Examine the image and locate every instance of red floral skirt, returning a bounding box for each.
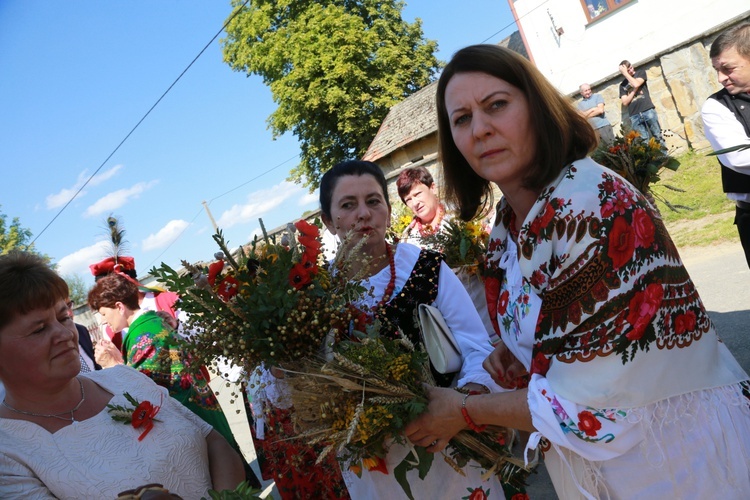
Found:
[251,407,350,500]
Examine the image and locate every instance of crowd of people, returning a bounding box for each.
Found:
[1,24,749,500]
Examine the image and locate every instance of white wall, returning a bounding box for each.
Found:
[513,0,749,94]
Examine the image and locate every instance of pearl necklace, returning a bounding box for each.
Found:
[2,378,85,423]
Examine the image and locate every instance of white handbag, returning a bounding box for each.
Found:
[416,303,462,374]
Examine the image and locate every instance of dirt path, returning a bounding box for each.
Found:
[676,240,741,265]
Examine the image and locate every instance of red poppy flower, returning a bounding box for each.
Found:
[607,216,635,269]
[207,260,224,286]
[298,233,322,252]
[294,219,319,238]
[131,399,161,441]
[577,410,602,437]
[289,262,312,290]
[216,275,239,300]
[300,252,319,275]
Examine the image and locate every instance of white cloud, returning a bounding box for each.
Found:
[45,165,124,209]
[83,180,158,217]
[216,181,308,229]
[46,187,81,210]
[56,240,112,279]
[142,220,190,251]
[89,164,123,186]
[298,190,319,206]
[246,227,263,243]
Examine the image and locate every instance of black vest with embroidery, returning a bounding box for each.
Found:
[709,88,750,193]
[376,248,455,387]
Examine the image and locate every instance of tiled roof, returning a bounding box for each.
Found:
[362,82,438,162]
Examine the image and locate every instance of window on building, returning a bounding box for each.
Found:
[581,0,633,23]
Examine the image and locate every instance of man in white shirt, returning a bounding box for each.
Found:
[701,23,750,269]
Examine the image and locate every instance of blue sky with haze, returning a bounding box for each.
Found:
[0,0,516,284]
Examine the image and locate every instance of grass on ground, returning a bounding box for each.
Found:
[651,151,738,248]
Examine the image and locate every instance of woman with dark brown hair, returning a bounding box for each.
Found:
[396,166,448,246]
[88,273,245,471]
[405,44,750,498]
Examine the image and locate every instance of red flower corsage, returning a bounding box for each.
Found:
[107,392,162,441]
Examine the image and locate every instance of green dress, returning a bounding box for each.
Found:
[123,310,239,451]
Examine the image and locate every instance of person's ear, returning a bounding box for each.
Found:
[322,214,336,234]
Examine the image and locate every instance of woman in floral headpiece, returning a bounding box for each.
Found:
[405,44,750,498]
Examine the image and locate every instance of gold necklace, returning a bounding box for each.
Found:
[2,378,85,423]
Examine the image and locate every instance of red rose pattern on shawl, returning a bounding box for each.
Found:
[485,164,711,371]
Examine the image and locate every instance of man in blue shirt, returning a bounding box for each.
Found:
[577,83,614,145]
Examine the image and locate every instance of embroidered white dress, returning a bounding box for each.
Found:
[486,159,750,499]
[341,243,505,499]
[0,365,213,499]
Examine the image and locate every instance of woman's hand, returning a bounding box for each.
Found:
[404,386,466,453]
[483,342,527,390]
[95,337,124,368]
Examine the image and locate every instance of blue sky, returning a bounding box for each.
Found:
[0,0,516,285]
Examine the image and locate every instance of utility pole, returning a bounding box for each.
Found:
[202,201,219,233]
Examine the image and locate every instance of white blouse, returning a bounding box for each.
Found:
[342,242,505,499]
[497,237,750,499]
[0,365,213,500]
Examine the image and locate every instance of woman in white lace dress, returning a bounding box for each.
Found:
[405,44,750,498]
[0,251,245,499]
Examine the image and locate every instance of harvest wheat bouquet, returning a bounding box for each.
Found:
[281,324,531,499]
[149,219,364,375]
[419,217,491,275]
[591,127,686,212]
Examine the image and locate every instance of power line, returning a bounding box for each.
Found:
[208,153,300,203]
[28,0,251,249]
[479,0,549,44]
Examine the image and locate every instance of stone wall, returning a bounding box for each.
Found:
[581,15,748,153]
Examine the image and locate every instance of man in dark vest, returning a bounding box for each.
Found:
[702,23,750,269]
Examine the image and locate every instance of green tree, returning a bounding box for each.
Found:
[0,205,49,261]
[222,0,440,189]
[64,274,90,306]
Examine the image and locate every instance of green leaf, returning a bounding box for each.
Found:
[415,446,434,480]
[393,454,417,500]
[707,143,750,156]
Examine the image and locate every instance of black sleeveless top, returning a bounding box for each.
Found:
[709,88,750,193]
[375,248,456,386]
